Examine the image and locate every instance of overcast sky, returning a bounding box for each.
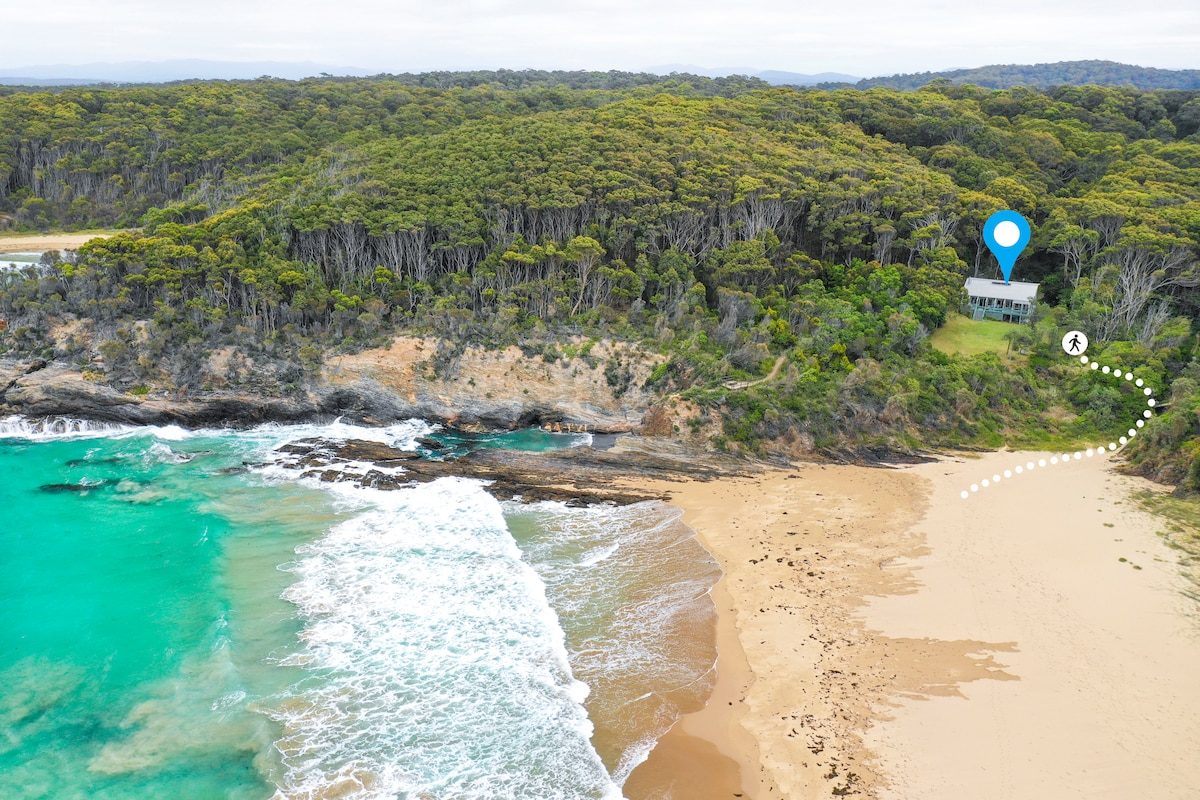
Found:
[4,0,1198,77]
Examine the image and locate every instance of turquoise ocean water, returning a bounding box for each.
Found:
[0,419,718,799]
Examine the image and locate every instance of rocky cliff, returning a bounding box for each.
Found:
[0,336,665,432]
[321,337,661,433]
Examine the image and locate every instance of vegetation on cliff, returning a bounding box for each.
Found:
[0,73,1197,484]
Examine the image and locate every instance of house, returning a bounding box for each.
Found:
[963,277,1039,323]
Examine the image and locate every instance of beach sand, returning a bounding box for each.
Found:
[625,464,931,798]
[0,232,117,253]
[865,450,1200,800]
[626,449,1200,799]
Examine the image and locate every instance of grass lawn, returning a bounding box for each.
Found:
[930,313,1025,361]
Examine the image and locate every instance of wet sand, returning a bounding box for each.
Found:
[0,232,119,253]
[626,450,1200,799]
[626,465,930,798]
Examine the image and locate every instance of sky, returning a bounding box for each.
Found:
[3,0,1198,77]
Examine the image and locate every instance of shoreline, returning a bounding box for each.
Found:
[8,412,1198,795]
[624,465,930,798]
[623,505,774,799]
[628,451,1200,799]
[0,347,649,433]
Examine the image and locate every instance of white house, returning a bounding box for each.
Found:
[964,277,1039,323]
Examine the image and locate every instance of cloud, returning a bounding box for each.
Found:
[2,0,1197,76]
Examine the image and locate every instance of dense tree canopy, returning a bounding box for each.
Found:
[1,74,1197,484]
[843,60,1200,91]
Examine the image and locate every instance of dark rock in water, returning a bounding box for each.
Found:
[65,456,125,467]
[272,437,746,506]
[339,440,422,463]
[415,436,446,450]
[275,441,319,455]
[279,437,421,466]
[40,481,109,493]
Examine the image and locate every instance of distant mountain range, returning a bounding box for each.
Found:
[755,70,862,86]
[647,64,861,85]
[0,59,372,85]
[0,61,862,89]
[831,60,1200,91]
[1,59,1197,91]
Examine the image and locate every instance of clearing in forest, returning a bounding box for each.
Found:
[930,313,1027,361]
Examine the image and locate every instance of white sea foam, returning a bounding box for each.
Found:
[145,441,195,465]
[0,415,432,452]
[507,500,721,786]
[267,477,623,800]
[0,415,137,440]
[151,424,192,441]
[249,418,433,450]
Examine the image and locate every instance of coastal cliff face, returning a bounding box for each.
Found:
[321,337,661,433]
[0,336,665,433]
[0,360,318,426]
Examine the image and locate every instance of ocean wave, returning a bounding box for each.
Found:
[0,415,433,450]
[506,500,721,786]
[151,424,193,441]
[267,477,622,800]
[0,415,138,440]
[245,418,434,450]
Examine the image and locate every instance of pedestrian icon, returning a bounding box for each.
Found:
[1062,330,1088,355]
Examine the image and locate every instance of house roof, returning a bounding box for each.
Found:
[964,277,1039,303]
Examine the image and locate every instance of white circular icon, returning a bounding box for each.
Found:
[993,220,1021,247]
[1062,330,1088,355]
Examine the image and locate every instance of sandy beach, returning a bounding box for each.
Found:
[0,232,118,253]
[866,451,1200,799]
[627,449,1200,799]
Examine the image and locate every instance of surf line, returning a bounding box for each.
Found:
[960,354,1157,500]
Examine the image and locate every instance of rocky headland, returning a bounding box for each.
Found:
[270,436,746,506]
[0,335,669,433]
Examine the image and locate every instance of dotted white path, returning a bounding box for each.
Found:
[960,355,1157,499]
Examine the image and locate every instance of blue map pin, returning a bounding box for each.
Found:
[982,210,1030,285]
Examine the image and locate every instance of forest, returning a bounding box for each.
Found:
[844,60,1200,91]
[0,72,1197,490]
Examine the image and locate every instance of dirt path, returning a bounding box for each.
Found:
[723,355,787,390]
